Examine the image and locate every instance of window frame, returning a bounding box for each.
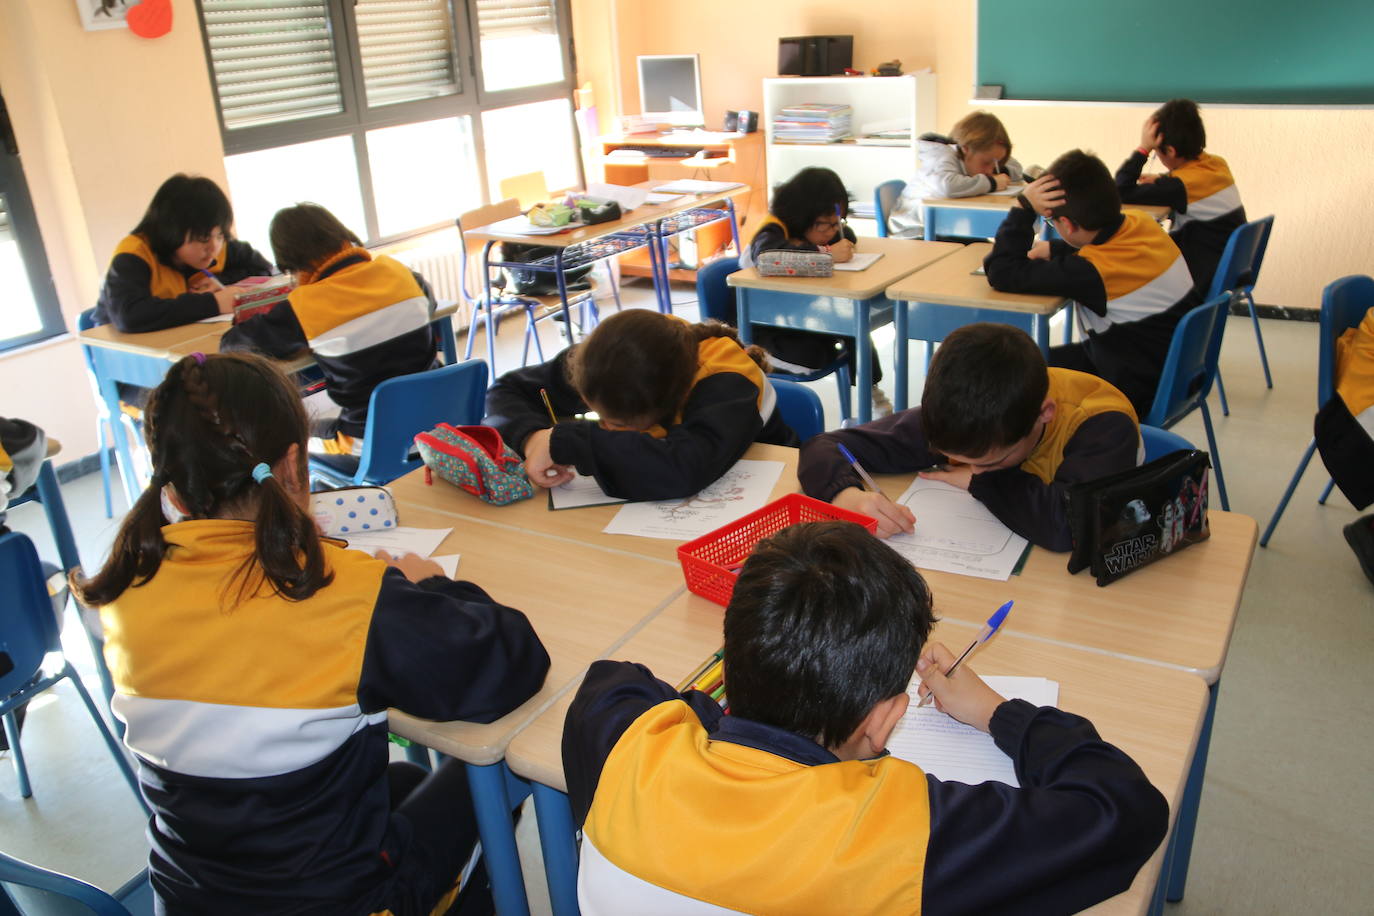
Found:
[0,94,65,354]
[194,0,583,246]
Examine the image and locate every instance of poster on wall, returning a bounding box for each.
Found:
[77,0,129,31]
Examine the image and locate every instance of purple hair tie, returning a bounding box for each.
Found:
[191,352,207,365]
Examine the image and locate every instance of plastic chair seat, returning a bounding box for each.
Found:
[770,378,826,443]
[874,179,907,239]
[0,850,151,915]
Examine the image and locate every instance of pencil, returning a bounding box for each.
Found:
[539,388,558,426]
[676,648,723,692]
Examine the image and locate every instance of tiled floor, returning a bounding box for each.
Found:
[5,278,1372,914]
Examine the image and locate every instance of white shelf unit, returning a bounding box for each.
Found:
[762,74,937,214]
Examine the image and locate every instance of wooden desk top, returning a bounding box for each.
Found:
[870,472,1256,683]
[78,320,225,357]
[386,443,801,566]
[463,182,748,250]
[726,238,962,301]
[885,242,1066,314]
[382,500,685,765]
[923,194,1171,222]
[503,592,1206,915]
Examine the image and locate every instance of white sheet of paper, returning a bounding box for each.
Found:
[832,251,885,272]
[651,179,744,195]
[985,186,1024,197]
[344,526,452,559]
[549,472,628,510]
[883,478,1029,580]
[586,183,648,212]
[602,459,785,541]
[645,192,685,205]
[431,554,461,578]
[486,214,569,236]
[199,313,233,323]
[887,676,1060,786]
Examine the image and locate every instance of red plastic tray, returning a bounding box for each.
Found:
[676,493,878,607]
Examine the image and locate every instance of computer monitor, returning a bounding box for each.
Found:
[637,54,705,129]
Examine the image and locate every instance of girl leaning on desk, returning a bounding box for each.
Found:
[93,173,273,333]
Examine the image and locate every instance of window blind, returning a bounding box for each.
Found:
[202,0,345,131]
[356,0,460,108]
[476,0,556,37]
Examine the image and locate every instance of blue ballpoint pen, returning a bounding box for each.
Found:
[918,600,1014,708]
[837,442,879,492]
[199,268,224,290]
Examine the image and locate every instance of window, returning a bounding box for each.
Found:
[198,0,581,247]
[0,95,64,353]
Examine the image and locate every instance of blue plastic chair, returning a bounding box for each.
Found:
[0,851,151,915]
[770,379,824,443]
[1140,425,1195,462]
[308,359,489,488]
[873,179,907,239]
[695,257,853,423]
[1204,216,1275,416]
[1259,275,1372,547]
[0,532,143,809]
[1141,293,1231,511]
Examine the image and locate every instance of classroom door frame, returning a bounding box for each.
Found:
[0,90,64,354]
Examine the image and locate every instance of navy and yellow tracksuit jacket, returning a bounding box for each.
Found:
[1116,151,1246,295]
[984,206,1201,415]
[221,248,437,439]
[1317,306,1374,510]
[484,334,797,501]
[563,660,1168,916]
[99,520,550,915]
[94,233,274,332]
[799,369,1140,551]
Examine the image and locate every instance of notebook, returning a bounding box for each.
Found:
[833,251,885,272]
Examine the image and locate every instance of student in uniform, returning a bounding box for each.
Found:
[984,149,1202,416]
[73,352,550,915]
[1115,99,1246,295]
[799,323,1139,552]
[484,309,796,501]
[563,521,1168,915]
[1314,304,1374,586]
[94,173,272,332]
[887,110,1025,239]
[220,203,438,457]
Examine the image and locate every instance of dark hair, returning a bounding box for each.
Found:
[723,521,935,749]
[131,174,235,266]
[269,203,364,274]
[769,167,851,239]
[1153,98,1205,160]
[1045,149,1120,231]
[567,311,769,428]
[921,323,1049,457]
[72,353,332,608]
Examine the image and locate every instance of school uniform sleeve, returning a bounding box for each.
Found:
[921,699,1168,915]
[484,350,587,456]
[355,568,550,723]
[747,222,800,262]
[218,239,275,284]
[97,253,221,332]
[218,302,308,359]
[1114,150,1188,212]
[547,371,766,500]
[967,411,1140,551]
[1002,156,1025,183]
[563,660,724,827]
[798,409,943,502]
[0,417,46,526]
[984,206,1110,316]
[923,158,999,198]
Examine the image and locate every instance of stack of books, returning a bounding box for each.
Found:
[772,103,853,143]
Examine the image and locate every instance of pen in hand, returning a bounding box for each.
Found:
[200,268,224,291]
[918,600,1013,707]
[539,387,558,426]
[837,443,880,492]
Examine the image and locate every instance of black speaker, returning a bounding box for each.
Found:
[724,110,739,132]
[737,110,758,133]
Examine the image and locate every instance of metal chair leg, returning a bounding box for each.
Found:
[1200,401,1229,511]
[1260,439,1316,547]
[1317,478,1337,505]
[1246,292,1273,389]
[3,711,31,798]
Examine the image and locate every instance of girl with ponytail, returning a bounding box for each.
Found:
[73,352,549,914]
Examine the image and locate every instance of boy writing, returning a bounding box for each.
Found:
[1115,99,1246,295]
[798,323,1140,552]
[563,521,1168,914]
[984,149,1201,415]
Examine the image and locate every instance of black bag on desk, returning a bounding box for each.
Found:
[1066,449,1211,586]
[500,243,594,297]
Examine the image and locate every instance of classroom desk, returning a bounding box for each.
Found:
[385,442,801,566]
[504,591,1210,916]
[921,194,1171,242]
[726,238,963,423]
[885,241,1067,409]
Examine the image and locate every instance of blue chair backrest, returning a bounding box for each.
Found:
[1140,425,1195,462]
[0,850,140,915]
[1317,275,1374,408]
[353,359,489,484]
[873,179,906,238]
[770,378,824,443]
[1143,293,1230,429]
[1205,216,1273,300]
[0,533,63,705]
[76,309,102,380]
[695,256,741,326]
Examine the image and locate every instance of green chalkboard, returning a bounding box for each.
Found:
[978,0,1374,104]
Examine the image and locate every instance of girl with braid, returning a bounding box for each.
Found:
[73,352,549,916]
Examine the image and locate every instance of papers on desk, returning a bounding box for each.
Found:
[199,313,233,323]
[985,186,1024,197]
[651,179,744,195]
[486,215,569,236]
[586,183,648,212]
[344,526,452,561]
[832,251,885,272]
[602,459,785,540]
[646,192,685,205]
[888,675,1059,786]
[884,478,1030,581]
[548,472,629,510]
